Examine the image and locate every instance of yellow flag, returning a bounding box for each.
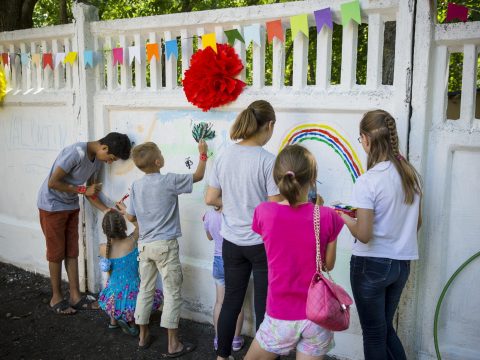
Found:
[290,14,309,39]
[202,33,217,53]
[64,52,78,65]
[31,53,41,66]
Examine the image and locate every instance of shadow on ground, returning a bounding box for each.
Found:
[0,262,335,360]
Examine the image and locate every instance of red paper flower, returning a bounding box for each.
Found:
[183,43,246,112]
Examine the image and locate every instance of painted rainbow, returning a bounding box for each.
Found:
[280,123,364,182]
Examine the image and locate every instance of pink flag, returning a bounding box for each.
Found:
[112,48,124,65]
[446,3,469,22]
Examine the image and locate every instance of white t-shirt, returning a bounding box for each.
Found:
[209,144,279,246]
[350,161,420,260]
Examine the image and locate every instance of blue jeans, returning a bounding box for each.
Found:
[350,255,410,360]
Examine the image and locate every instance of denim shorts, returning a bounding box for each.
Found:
[212,255,225,286]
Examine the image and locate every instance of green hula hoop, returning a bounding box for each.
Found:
[433,250,480,359]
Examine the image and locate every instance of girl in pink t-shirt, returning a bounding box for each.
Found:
[245,145,344,360]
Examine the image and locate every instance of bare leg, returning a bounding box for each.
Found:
[65,257,99,309]
[49,261,64,305]
[139,324,149,346]
[214,284,225,335]
[234,307,245,338]
[168,328,182,354]
[296,352,324,360]
[244,338,279,360]
[110,317,118,326]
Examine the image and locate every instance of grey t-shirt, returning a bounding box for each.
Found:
[37,142,102,211]
[209,144,279,246]
[126,172,193,244]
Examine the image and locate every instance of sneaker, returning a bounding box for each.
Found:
[232,336,245,352]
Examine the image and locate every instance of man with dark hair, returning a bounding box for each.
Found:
[37,132,132,315]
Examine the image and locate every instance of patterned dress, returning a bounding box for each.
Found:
[98,248,163,322]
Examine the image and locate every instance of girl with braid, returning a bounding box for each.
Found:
[98,207,163,336]
[339,110,422,360]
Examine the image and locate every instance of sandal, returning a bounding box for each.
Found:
[232,336,244,352]
[50,299,77,315]
[138,335,154,350]
[108,323,120,329]
[117,319,139,337]
[161,341,196,358]
[71,294,99,310]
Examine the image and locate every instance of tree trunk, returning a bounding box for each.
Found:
[382,21,396,85]
[59,0,68,24]
[0,0,39,31]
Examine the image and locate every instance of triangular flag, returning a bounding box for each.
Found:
[112,48,123,65]
[84,50,94,68]
[243,24,262,46]
[95,51,103,66]
[1,53,8,66]
[64,51,77,65]
[128,45,142,64]
[31,53,41,67]
[314,8,333,32]
[42,53,53,69]
[446,3,469,22]
[55,53,65,68]
[146,43,159,62]
[266,20,284,43]
[9,53,17,66]
[165,39,178,60]
[202,33,217,53]
[341,0,361,26]
[290,14,309,39]
[224,29,245,46]
[21,53,30,66]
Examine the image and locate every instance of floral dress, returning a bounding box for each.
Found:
[98,247,163,322]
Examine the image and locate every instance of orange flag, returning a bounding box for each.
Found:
[266,20,284,43]
[146,43,159,62]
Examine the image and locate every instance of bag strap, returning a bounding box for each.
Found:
[314,205,334,282]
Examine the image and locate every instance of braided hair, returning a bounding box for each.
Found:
[360,110,422,204]
[102,210,128,263]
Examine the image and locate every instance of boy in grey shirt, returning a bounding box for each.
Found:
[124,140,207,355]
[37,132,131,315]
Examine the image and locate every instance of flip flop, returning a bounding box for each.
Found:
[71,294,99,310]
[161,341,196,358]
[108,323,120,329]
[117,319,139,336]
[138,335,154,350]
[50,299,77,315]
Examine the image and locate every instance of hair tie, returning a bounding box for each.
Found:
[396,154,404,161]
[285,171,295,177]
[249,107,256,118]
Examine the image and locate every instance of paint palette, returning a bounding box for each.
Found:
[331,202,357,218]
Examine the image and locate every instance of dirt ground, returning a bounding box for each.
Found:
[0,262,335,360]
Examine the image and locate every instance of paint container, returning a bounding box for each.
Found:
[331,202,357,218]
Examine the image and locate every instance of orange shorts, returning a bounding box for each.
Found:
[39,209,80,263]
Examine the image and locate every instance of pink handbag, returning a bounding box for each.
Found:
[306,205,353,331]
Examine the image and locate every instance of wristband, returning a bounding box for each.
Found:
[200,153,208,161]
[77,185,87,194]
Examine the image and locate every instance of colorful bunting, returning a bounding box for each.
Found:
[1,53,8,66]
[146,43,159,62]
[21,53,30,66]
[42,53,53,69]
[55,53,65,68]
[112,48,123,65]
[31,53,41,67]
[224,29,245,46]
[10,53,17,66]
[84,50,94,68]
[243,24,261,46]
[290,14,309,39]
[202,33,217,53]
[266,20,284,43]
[341,0,361,26]
[314,8,333,31]
[128,46,142,64]
[446,3,469,22]
[64,52,77,65]
[165,39,178,60]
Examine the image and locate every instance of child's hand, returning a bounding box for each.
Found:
[86,183,102,197]
[198,139,208,155]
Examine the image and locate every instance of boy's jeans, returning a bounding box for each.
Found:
[350,255,410,360]
[135,239,183,329]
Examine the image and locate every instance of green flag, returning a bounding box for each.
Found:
[224,29,245,46]
[290,14,309,39]
[341,0,361,26]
